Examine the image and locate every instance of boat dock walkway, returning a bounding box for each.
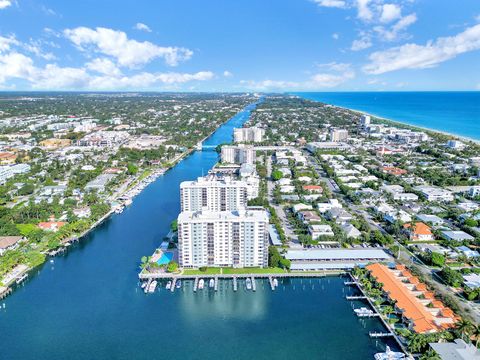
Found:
[139,271,339,281]
[251,277,256,291]
[214,277,219,291]
[170,278,177,292]
[268,276,275,290]
[357,313,380,318]
[233,276,238,291]
[369,331,394,338]
[346,295,367,300]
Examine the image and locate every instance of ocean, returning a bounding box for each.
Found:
[293,92,480,140]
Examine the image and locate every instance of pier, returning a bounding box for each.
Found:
[0,287,12,300]
[346,295,366,300]
[268,276,275,290]
[251,277,256,291]
[233,276,238,292]
[369,331,394,338]
[214,277,219,291]
[356,313,380,318]
[193,278,199,292]
[170,278,177,292]
[139,271,343,281]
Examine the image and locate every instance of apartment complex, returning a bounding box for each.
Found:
[221,144,256,164]
[178,208,269,268]
[329,128,348,142]
[233,127,264,143]
[180,175,248,212]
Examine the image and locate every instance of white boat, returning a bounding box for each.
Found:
[16,274,28,284]
[273,278,278,287]
[147,281,157,293]
[124,199,133,206]
[354,307,374,316]
[166,281,172,290]
[246,278,252,290]
[198,279,205,289]
[176,280,182,289]
[141,282,147,289]
[209,279,215,288]
[374,346,405,360]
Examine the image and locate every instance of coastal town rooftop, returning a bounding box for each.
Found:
[367,263,458,333]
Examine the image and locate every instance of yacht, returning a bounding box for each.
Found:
[374,346,405,360]
[166,281,172,290]
[198,279,205,289]
[354,307,374,316]
[176,280,182,289]
[246,278,252,290]
[209,279,215,288]
[273,278,279,287]
[141,282,147,289]
[147,281,157,293]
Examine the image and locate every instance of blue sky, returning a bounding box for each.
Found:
[0,0,479,91]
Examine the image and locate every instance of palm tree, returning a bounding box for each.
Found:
[456,319,474,342]
[471,324,480,347]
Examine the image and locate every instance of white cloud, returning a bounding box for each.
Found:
[86,58,122,76]
[223,70,233,77]
[364,23,480,74]
[314,0,346,8]
[332,33,340,40]
[379,4,401,23]
[356,0,373,21]
[240,63,354,90]
[0,35,18,53]
[0,0,12,10]
[64,26,193,67]
[135,23,152,32]
[351,36,372,51]
[374,13,417,41]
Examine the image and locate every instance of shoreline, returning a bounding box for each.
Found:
[295,94,480,144]
[0,104,251,298]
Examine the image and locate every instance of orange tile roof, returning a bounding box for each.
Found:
[382,166,407,176]
[367,263,456,333]
[403,222,433,237]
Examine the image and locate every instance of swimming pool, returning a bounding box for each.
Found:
[156,252,174,265]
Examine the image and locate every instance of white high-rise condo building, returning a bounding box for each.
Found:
[180,175,248,212]
[221,144,256,164]
[329,128,348,142]
[234,127,265,143]
[360,115,371,128]
[178,208,269,268]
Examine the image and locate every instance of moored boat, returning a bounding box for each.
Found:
[209,279,215,288]
[198,279,205,289]
[166,281,172,290]
[374,346,405,360]
[246,278,252,290]
[147,281,157,293]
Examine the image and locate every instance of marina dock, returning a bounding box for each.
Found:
[170,278,177,292]
[214,277,218,291]
[193,278,199,292]
[233,276,238,291]
[369,331,394,338]
[251,277,256,291]
[346,295,366,300]
[268,276,275,290]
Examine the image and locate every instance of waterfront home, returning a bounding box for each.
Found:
[38,221,67,232]
[367,263,458,333]
[0,236,24,256]
[308,224,334,239]
[73,207,91,219]
[429,339,480,360]
[403,222,434,242]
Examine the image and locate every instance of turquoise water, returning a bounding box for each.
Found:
[0,100,395,359]
[157,251,174,265]
[294,92,480,140]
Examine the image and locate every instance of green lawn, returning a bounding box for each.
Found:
[183,268,222,275]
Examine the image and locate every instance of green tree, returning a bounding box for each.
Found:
[127,163,138,175]
[431,252,445,267]
[167,261,178,273]
[271,170,283,181]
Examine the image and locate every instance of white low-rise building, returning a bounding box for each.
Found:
[308,224,334,239]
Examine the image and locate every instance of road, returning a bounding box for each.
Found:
[266,154,300,247]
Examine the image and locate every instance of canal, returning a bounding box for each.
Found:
[0,101,395,359]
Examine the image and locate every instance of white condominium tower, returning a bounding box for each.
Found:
[233,127,265,143]
[180,175,248,212]
[178,208,269,268]
[221,144,256,164]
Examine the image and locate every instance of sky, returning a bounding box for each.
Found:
[0,0,479,92]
